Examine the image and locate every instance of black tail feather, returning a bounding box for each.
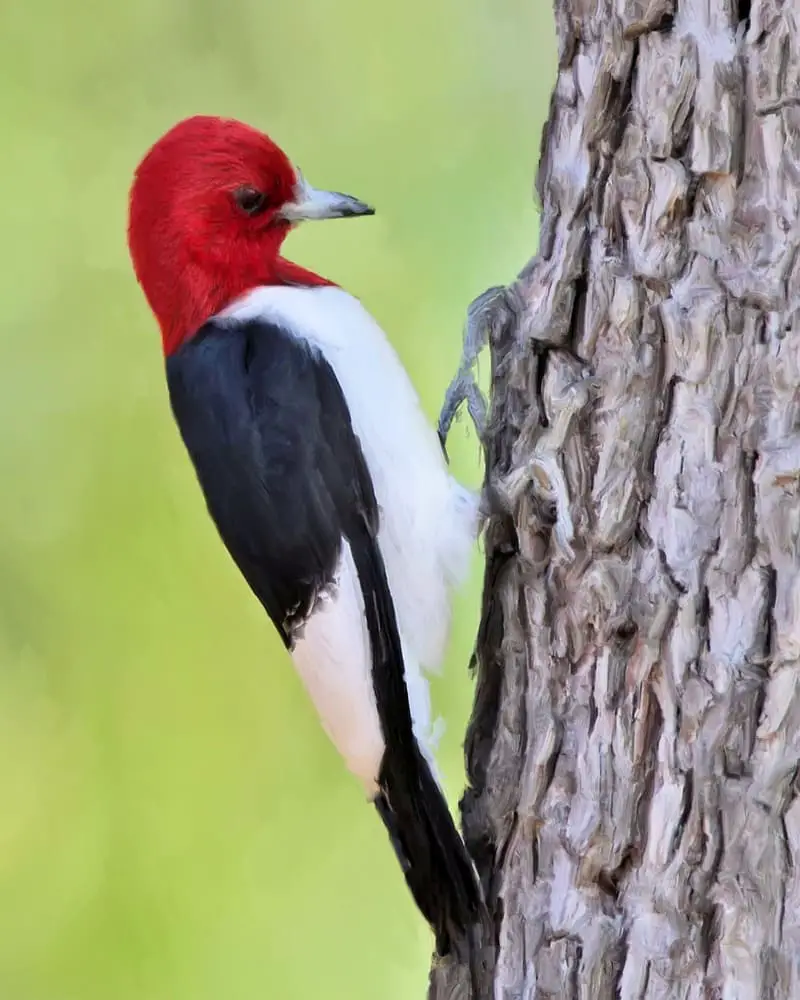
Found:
[376,745,483,957]
[346,519,483,955]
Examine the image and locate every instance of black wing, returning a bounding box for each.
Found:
[165,317,376,646]
[165,316,482,955]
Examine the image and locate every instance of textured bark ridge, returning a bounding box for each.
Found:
[430,2,800,998]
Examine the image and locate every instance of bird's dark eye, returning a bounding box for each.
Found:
[233,186,268,216]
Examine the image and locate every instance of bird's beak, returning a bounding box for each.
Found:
[279,171,374,222]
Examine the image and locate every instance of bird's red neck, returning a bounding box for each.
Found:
[155,257,334,357]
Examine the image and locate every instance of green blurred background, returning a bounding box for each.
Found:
[0,3,552,998]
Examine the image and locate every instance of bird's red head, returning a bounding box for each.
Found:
[127,115,374,355]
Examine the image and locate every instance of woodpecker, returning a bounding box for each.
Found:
[127,115,483,955]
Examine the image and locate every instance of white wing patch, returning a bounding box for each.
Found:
[291,541,385,798]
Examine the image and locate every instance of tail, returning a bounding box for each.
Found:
[344,518,483,956]
[375,742,483,957]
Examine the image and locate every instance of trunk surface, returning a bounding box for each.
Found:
[430,2,800,998]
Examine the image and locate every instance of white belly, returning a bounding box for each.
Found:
[219,284,477,788]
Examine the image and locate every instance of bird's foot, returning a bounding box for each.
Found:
[438,285,506,457]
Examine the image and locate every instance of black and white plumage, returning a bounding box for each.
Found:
[165,284,483,954]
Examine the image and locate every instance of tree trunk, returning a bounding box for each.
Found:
[431,1,800,997]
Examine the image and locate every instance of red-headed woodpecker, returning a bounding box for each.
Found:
[127,115,483,955]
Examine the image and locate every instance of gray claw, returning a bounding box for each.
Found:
[438,286,506,456]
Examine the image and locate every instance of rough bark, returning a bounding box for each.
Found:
[431,2,800,998]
